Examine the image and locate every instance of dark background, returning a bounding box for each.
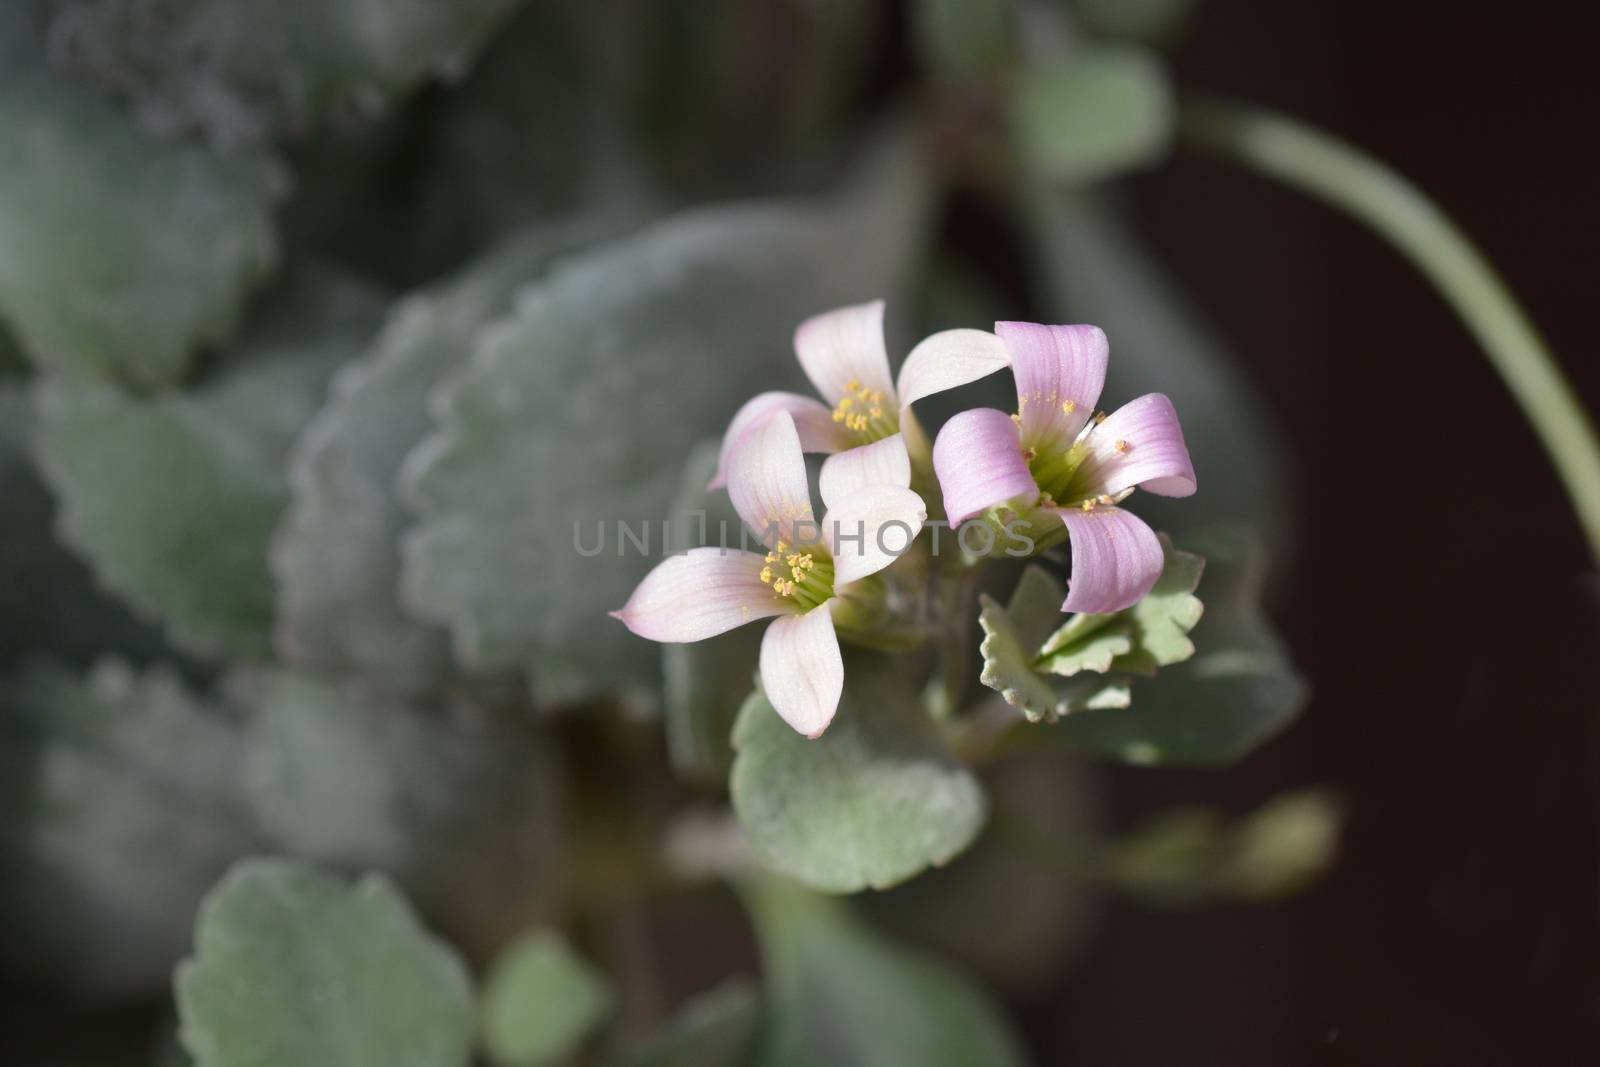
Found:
[1027,2,1599,1063]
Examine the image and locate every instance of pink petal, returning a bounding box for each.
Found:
[1055,506,1164,615]
[822,484,927,586]
[817,433,911,511]
[996,321,1107,454]
[727,411,818,549]
[894,328,1010,410]
[708,391,849,491]
[793,300,895,407]
[612,548,797,642]
[1070,393,1197,498]
[931,408,1039,525]
[760,603,844,737]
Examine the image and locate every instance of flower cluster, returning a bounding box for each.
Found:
[614,301,1196,737]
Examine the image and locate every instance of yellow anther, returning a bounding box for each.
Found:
[1098,493,1116,506]
[838,395,854,410]
[1080,499,1096,513]
[868,406,883,419]
[759,566,774,584]
[1061,399,1077,414]
[1113,439,1130,453]
[775,540,789,553]
[1010,412,1022,427]
[1094,411,1108,425]
[868,390,884,404]
[845,379,861,392]
[1021,447,1036,462]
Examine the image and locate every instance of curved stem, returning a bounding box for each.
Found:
[1179,98,1600,564]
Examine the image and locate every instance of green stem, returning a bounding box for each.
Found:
[1179,98,1600,564]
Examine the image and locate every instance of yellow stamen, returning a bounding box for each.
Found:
[759,566,774,584]
[1080,499,1096,513]
[1062,399,1078,414]
[1113,439,1130,453]
[845,379,861,392]
[1094,411,1108,425]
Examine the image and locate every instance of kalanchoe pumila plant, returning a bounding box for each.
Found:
[613,410,926,737]
[934,322,1197,613]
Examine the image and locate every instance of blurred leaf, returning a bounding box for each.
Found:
[977,565,1132,723]
[35,269,385,659]
[0,4,282,386]
[400,129,934,704]
[0,659,263,997]
[1113,788,1341,905]
[175,858,473,1067]
[862,749,1104,988]
[480,930,613,1067]
[49,0,524,144]
[660,441,761,784]
[1026,188,1292,550]
[1010,46,1173,183]
[730,655,986,894]
[613,981,760,1067]
[1056,527,1308,765]
[273,223,615,695]
[1038,534,1204,675]
[0,385,167,670]
[913,0,1016,80]
[740,877,1027,1067]
[244,671,563,959]
[1071,0,1199,46]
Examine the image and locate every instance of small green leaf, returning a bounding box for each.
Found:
[35,268,385,659]
[1057,528,1307,765]
[740,877,1027,1067]
[1112,789,1342,905]
[0,4,282,385]
[978,565,1131,722]
[613,981,760,1067]
[400,130,933,703]
[1037,535,1203,676]
[481,930,612,1067]
[49,0,524,144]
[730,655,986,893]
[1010,46,1174,183]
[176,859,473,1067]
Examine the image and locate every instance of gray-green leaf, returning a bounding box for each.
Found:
[740,877,1027,1067]
[0,4,282,385]
[1037,534,1203,676]
[35,268,385,659]
[1010,46,1174,183]
[176,858,473,1067]
[481,930,613,1067]
[273,223,613,694]
[399,129,933,704]
[730,655,986,894]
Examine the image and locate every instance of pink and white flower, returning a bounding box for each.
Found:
[931,322,1197,615]
[706,299,1014,490]
[614,412,926,738]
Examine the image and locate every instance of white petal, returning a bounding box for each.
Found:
[793,300,895,406]
[823,483,927,586]
[612,548,796,642]
[759,604,844,738]
[707,391,849,491]
[726,411,818,550]
[817,433,911,511]
[894,328,1011,409]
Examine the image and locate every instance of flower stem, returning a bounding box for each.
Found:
[1179,98,1600,564]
